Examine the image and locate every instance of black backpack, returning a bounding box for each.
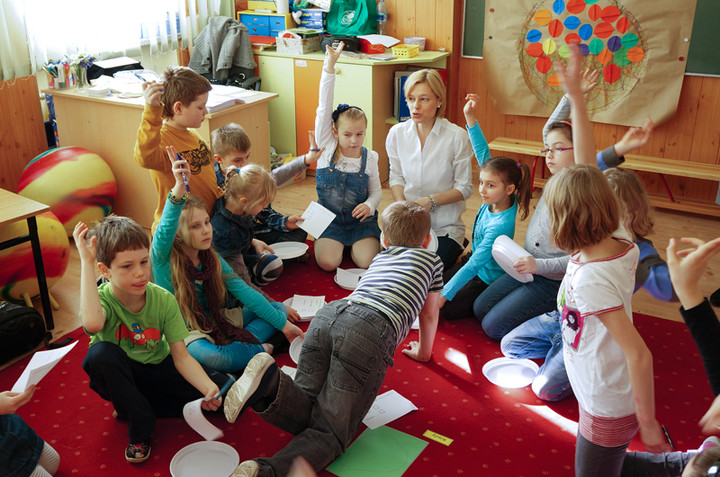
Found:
[0,302,47,364]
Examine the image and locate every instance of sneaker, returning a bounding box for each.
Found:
[232,460,259,477]
[125,442,151,463]
[224,352,277,423]
[699,436,720,452]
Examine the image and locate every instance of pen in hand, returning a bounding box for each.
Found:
[176,153,190,192]
[661,424,675,451]
[209,375,236,401]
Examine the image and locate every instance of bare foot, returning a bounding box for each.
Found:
[262,343,274,355]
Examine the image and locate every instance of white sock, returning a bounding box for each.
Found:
[36,442,60,475]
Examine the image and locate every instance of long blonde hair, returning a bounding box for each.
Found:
[169,195,226,332]
[603,168,654,240]
[224,163,276,215]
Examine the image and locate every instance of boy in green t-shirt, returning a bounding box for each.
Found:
[73,215,225,464]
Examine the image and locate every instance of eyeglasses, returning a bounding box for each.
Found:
[541,146,574,155]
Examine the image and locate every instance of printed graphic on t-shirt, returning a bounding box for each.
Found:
[561,303,584,351]
[180,142,212,175]
[116,322,162,347]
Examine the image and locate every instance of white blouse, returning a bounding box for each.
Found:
[314,69,382,214]
[386,117,474,245]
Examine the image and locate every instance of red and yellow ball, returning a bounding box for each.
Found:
[0,212,69,302]
[18,147,117,235]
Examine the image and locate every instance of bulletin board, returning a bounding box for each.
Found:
[462,0,720,76]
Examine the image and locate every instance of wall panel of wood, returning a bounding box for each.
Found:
[0,76,47,192]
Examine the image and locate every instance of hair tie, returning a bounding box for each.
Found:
[235,167,240,174]
[331,103,363,122]
[559,120,573,127]
[332,104,351,122]
[516,162,522,169]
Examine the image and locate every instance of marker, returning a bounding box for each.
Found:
[176,153,190,192]
[661,424,675,451]
[211,375,236,401]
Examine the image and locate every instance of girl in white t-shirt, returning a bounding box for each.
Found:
[544,164,670,477]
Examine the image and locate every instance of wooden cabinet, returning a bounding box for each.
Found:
[256,50,449,181]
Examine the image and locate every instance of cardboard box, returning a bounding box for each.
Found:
[276,29,322,54]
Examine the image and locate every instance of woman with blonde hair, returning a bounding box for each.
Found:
[386,68,474,269]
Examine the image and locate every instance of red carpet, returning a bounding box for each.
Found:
[1,243,713,476]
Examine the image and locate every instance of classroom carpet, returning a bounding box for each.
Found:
[1,242,714,477]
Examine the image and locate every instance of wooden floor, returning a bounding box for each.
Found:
[26,175,720,351]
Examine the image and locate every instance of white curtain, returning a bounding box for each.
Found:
[0,0,231,81]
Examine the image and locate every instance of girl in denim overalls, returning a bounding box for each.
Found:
[313,42,382,272]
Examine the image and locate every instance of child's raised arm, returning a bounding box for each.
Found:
[556,44,596,167]
[598,309,671,453]
[73,222,106,333]
[402,292,440,362]
[667,236,720,310]
[165,145,190,199]
[614,118,654,158]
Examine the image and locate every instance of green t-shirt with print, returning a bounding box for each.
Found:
[87,282,189,365]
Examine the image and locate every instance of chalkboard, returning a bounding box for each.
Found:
[461,0,720,76]
[461,0,484,58]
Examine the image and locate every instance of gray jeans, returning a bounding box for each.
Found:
[255,300,397,477]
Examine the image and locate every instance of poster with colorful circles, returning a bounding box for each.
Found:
[520,0,646,112]
[482,0,696,126]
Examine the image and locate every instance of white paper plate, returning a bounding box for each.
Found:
[482,357,539,389]
[380,229,438,253]
[491,235,534,283]
[282,298,325,322]
[269,242,309,260]
[289,336,304,364]
[169,441,239,477]
[334,268,366,290]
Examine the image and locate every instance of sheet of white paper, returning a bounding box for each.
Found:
[356,34,401,47]
[362,389,418,430]
[411,317,420,330]
[183,398,224,441]
[290,295,325,318]
[280,365,297,380]
[299,201,336,239]
[11,341,78,393]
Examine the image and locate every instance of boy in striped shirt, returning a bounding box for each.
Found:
[224,201,444,477]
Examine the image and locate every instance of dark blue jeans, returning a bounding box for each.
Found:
[82,341,225,443]
[254,300,396,477]
[473,273,562,340]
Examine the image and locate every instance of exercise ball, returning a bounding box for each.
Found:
[0,211,70,302]
[17,147,117,235]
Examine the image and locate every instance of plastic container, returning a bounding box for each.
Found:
[376,0,388,35]
[391,44,420,58]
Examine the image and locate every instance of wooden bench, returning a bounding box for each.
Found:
[488,137,720,218]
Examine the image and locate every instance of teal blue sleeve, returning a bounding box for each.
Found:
[466,122,491,167]
[219,255,287,330]
[151,195,184,293]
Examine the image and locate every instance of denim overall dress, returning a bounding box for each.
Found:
[315,147,381,246]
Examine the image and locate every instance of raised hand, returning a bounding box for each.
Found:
[323,41,345,74]
[580,68,600,94]
[73,222,97,264]
[463,93,481,127]
[142,81,164,107]
[303,130,325,166]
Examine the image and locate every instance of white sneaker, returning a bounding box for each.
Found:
[232,460,259,477]
[224,352,276,423]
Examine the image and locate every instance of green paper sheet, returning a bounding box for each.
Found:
[326,426,428,477]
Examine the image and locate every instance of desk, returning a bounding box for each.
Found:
[45,88,278,230]
[256,51,450,181]
[0,189,54,333]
